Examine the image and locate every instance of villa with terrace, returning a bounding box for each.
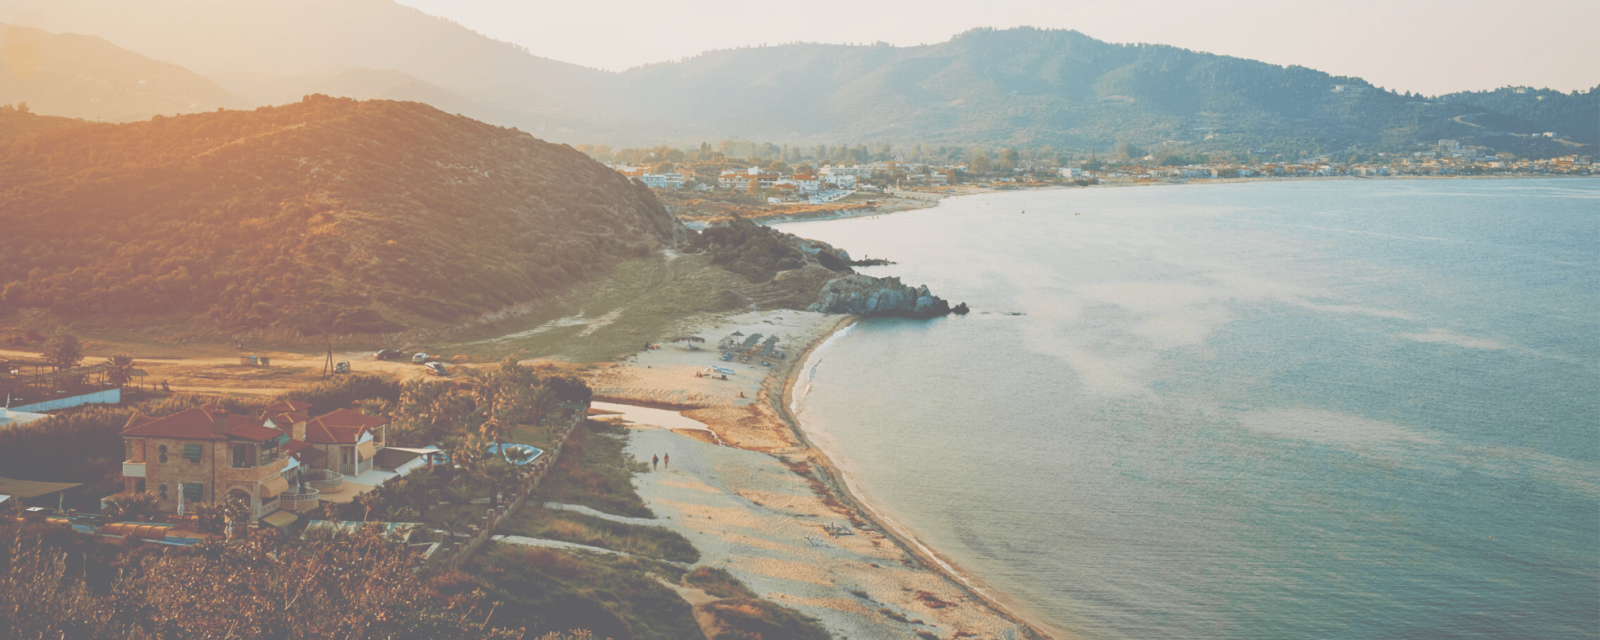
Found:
[118,402,420,525]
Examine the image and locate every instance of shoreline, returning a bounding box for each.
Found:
[772,318,1065,640]
[584,309,1057,638]
[755,173,1596,228]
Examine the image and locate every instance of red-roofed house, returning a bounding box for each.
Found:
[302,408,388,477]
[260,400,311,440]
[120,405,293,521]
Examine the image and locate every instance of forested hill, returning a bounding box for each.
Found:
[0,96,685,335]
[8,4,1593,155]
[0,104,88,141]
[1438,86,1599,145]
[613,27,1594,155]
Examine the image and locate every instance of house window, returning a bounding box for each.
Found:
[233,444,255,468]
[158,444,168,463]
[182,483,203,501]
[136,479,146,493]
[342,447,353,468]
[183,444,203,462]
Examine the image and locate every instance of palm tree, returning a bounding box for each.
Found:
[103,354,135,388]
[478,457,527,511]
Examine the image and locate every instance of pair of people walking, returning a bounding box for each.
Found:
[651,453,670,469]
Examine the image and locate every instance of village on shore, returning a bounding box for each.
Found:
[611,139,1594,207]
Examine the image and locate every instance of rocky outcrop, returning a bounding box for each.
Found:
[809,275,956,318]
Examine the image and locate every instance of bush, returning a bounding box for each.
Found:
[276,373,401,415]
[536,421,653,518]
[500,508,699,564]
[685,567,758,599]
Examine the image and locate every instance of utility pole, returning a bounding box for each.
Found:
[322,339,334,379]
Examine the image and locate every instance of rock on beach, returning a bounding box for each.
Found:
[809,275,956,318]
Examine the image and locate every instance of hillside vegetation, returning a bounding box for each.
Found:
[0,96,684,335]
[615,28,1595,155]
[0,103,88,140]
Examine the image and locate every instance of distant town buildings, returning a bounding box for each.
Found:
[608,148,1592,200]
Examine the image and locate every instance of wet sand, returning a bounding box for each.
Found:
[582,309,1055,639]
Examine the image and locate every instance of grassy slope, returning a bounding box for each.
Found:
[497,508,699,564]
[441,252,760,364]
[535,420,655,518]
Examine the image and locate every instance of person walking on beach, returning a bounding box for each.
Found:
[652,454,659,469]
[663,453,670,468]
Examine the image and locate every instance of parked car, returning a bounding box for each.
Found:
[424,362,448,376]
[333,361,350,374]
[412,352,429,364]
[374,349,403,360]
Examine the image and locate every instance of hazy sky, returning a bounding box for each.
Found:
[392,0,1597,96]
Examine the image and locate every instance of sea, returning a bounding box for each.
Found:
[776,179,1599,640]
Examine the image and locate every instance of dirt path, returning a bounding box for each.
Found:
[0,346,449,398]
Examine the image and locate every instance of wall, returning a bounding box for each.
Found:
[12,388,121,413]
[141,437,216,512]
[440,409,585,565]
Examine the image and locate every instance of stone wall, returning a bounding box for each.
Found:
[436,409,585,565]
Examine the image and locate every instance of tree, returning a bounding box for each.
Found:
[391,379,473,446]
[997,148,1019,171]
[970,150,992,174]
[104,354,135,387]
[478,456,527,510]
[0,520,527,639]
[42,328,83,371]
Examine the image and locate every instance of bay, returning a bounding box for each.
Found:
[778,179,1600,640]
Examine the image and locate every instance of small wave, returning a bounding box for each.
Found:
[791,322,854,416]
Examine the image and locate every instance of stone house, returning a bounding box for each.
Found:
[120,405,292,521]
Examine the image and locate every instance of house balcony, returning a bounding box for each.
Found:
[122,461,145,478]
[277,488,320,513]
[231,451,282,469]
[304,469,343,494]
[254,497,281,520]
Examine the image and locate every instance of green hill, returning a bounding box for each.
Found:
[0,96,684,335]
[612,28,1595,156]
[1438,86,1600,146]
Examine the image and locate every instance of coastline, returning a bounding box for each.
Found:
[774,318,1067,640]
[748,173,1597,228]
[583,309,1057,639]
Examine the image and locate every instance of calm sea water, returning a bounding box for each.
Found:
[777,179,1600,640]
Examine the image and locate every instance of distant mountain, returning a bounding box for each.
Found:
[0,96,684,334]
[3,0,614,126]
[7,1,1594,156]
[610,28,1595,156]
[0,23,245,122]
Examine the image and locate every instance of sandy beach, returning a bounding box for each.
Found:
[580,310,1054,639]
